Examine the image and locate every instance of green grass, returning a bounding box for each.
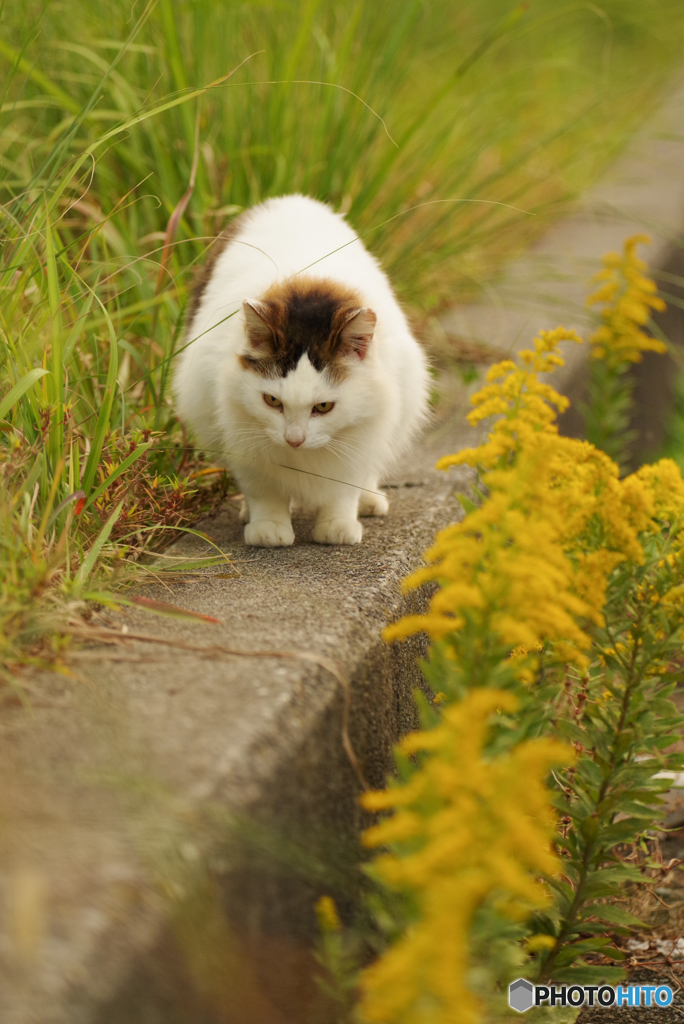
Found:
[2,0,684,678]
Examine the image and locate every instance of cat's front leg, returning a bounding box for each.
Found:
[243,494,294,547]
[358,478,389,517]
[313,496,362,545]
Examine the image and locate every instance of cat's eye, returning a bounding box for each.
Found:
[263,393,283,410]
[313,401,335,414]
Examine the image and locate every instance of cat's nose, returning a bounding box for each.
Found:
[285,425,305,447]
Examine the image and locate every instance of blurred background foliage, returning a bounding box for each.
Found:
[5,0,684,308]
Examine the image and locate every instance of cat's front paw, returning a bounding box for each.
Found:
[358,492,389,517]
[244,520,295,547]
[313,518,363,545]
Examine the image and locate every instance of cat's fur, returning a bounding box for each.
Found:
[174,194,429,546]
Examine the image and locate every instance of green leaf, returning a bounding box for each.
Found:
[576,758,604,788]
[601,947,628,960]
[582,866,642,900]
[456,491,478,514]
[0,368,49,421]
[44,202,64,466]
[566,921,625,936]
[81,591,222,623]
[0,37,81,114]
[580,816,600,843]
[547,878,577,914]
[82,441,151,512]
[21,450,44,497]
[86,56,259,157]
[555,720,589,744]
[80,300,119,495]
[552,937,612,967]
[550,964,626,985]
[609,800,660,819]
[62,289,95,366]
[75,499,124,586]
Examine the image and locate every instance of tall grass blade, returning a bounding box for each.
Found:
[0,368,48,421]
[80,302,118,496]
[82,440,152,513]
[85,56,259,155]
[75,499,124,586]
[62,290,95,366]
[44,201,63,466]
[0,37,81,115]
[83,591,221,623]
[36,458,64,546]
[48,489,86,527]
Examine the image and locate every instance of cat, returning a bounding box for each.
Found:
[174,194,429,547]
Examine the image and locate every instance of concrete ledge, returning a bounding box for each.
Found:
[0,429,473,1024]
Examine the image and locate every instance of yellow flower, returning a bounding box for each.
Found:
[358,689,573,1024]
[525,934,557,953]
[633,459,684,525]
[385,432,643,666]
[314,895,341,933]
[385,318,656,664]
[365,239,684,1024]
[438,328,581,473]
[586,235,666,368]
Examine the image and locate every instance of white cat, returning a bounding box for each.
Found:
[174,194,429,547]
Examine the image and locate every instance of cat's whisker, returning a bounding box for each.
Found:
[223,428,274,452]
[323,443,360,470]
[231,440,273,459]
[326,435,360,450]
[224,429,267,442]
[325,439,367,465]
[328,437,366,458]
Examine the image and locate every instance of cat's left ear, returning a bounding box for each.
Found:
[338,308,377,360]
[243,299,277,353]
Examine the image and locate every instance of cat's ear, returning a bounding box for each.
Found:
[243,299,276,353]
[338,308,377,360]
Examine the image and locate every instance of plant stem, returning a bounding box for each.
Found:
[539,623,643,980]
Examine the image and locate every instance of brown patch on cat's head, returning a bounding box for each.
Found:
[238,277,376,382]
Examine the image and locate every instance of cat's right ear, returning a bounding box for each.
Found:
[338,307,376,360]
[243,300,276,353]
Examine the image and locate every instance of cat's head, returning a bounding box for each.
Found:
[236,277,376,449]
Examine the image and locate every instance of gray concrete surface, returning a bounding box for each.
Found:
[4,73,684,1024]
[0,421,473,1024]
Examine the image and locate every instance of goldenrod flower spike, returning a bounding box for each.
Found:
[386,431,647,667]
[358,689,573,1024]
[587,234,666,367]
[436,327,580,474]
[314,895,342,933]
[384,315,661,663]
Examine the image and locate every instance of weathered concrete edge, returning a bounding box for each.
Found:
[0,444,475,1023]
[75,471,470,1023]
